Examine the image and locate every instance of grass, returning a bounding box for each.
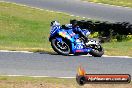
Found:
[0,2,84,52]
[0,76,132,88]
[102,41,132,56]
[0,2,132,56]
[83,0,132,8]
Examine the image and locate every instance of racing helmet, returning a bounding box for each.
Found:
[70,19,78,27]
[50,21,60,26]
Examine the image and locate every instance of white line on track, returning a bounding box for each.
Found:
[0,50,132,58]
[82,1,132,9]
[0,50,33,53]
[80,54,132,58]
[102,55,132,58]
[0,75,75,78]
[0,1,85,19]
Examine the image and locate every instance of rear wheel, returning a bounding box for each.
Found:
[89,44,104,57]
[51,38,70,56]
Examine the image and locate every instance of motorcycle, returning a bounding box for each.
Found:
[49,21,104,57]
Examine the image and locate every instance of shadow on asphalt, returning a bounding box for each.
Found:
[35,51,58,55]
[34,51,92,57]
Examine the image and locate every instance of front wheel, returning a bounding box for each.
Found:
[51,38,71,56]
[89,44,104,57]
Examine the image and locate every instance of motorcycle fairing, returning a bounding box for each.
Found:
[58,29,76,42]
[57,30,92,54]
[50,25,60,37]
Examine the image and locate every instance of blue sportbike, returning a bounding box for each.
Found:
[49,21,104,57]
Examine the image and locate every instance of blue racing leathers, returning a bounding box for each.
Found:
[65,24,90,42]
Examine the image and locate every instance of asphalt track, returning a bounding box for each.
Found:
[0,0,132,78]
[0,51,132,77]
[2,0,132,23]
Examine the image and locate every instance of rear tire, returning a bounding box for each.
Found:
[89,45,104,57]
[51,38,70,56]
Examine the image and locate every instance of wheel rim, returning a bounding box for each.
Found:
[90,45,103,53]
[54,39,70,53]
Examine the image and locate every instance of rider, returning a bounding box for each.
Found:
[69,20,90,44]
[50,20,90,44]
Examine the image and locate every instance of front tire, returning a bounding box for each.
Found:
[51,38,71,56]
